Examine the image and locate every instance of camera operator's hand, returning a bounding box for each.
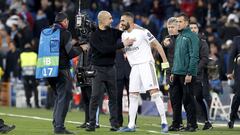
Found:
[71,39,78,46]
[227,73,234,80]
[123,38,135,47]
[80,44,89,52]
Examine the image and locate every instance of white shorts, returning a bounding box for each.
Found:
[129,62,159,93]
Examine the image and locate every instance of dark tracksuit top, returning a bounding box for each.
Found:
[55,24,83,70]
[196,34,209,81]
[227,36,240,122]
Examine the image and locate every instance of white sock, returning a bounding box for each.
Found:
[128,94,139,128]
[151,92,167,124]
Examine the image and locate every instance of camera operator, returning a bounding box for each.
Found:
[76,47,100,129]
[38,12,88,134]
[85,10,135,132]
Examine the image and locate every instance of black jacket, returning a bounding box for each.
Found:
[54,24,83,70]
[228,36,240,89]
[162,35,177,84]
[163,35,177,72]
[90,27,124,66]
[197,34,209,81]
[115,51,131,80]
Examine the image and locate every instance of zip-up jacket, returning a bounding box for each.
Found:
[172,27,199,76]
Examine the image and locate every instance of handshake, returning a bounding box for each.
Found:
[72,39,89,52]
[161,62,170,70]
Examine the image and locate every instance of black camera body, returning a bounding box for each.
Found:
[75,11,97,87]
[76,13,96,43]
[76,66,96,87]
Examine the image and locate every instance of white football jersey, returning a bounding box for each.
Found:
[122,28,155,66]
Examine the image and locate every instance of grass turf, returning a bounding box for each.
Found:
[0,106,240,135]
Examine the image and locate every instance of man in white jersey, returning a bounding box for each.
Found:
[118,12,169,133]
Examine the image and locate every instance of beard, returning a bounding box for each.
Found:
[122,22,130,31]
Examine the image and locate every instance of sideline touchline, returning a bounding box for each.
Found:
[0,112,180,135]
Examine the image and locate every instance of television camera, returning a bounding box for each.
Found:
[75,0,96,87]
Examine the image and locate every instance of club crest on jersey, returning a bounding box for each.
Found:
[147,32,154,41]
[147,32,152,37]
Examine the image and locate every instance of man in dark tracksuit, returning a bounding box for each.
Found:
[162,17,183,131]
[46,12,88,134]
[86,11,134,132]
[115,51,131,127]
[76,48,92,128]
[189,22,212,130]
[76,48,100,128]
[227,36,240,128]
[171,13,199,132]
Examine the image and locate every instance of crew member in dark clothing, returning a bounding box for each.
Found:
[3,40,20,82]
[171,13,199,132]
[76,47,100,129]
[189,22,212,130]
[162,17,183,131]
[42,12,88,134]
[227,35,240,129]
[76,49,92,128]
[115,51,131,127]
[86,10,134,132]
[0,119,15,134]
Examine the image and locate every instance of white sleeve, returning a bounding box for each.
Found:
[143,29,156,44]
[121,32,126,42]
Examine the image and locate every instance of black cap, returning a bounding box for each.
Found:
[55,12,68,22]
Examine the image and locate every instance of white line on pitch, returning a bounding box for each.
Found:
[0,112,179,134]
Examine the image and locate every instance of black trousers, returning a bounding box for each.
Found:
[202,70,212,106]
[47,69,73,131]
[169,83,183,127]
[89,65,118,127]
[46,86,55,109]
[81,86,92,123]
[116,76,129,126]
[22,76,39,107]
[193,81,210,122]
[172,75,197,127]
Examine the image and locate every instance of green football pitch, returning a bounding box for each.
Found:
[0,106,240,135]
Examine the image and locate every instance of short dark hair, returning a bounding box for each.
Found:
[122,12,135,20]
[55,12,68,22]
[176,13,189,22]
[189,22,199,27]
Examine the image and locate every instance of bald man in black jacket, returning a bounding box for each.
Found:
[86,10,134,132]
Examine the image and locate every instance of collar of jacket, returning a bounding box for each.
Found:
[53,23,65,30]
[180,27,191,34]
